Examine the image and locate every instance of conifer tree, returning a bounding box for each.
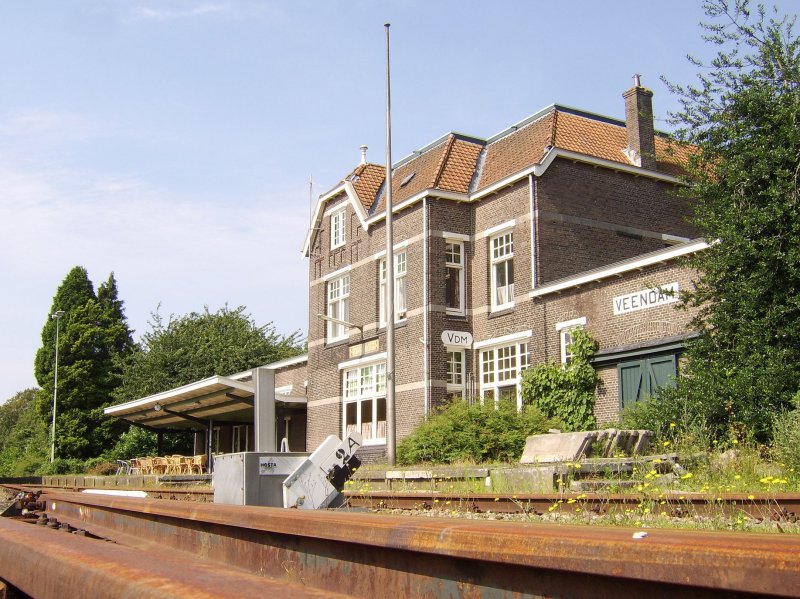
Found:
[35,267,134,460]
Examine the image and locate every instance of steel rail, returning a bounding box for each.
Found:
[0,515,351,598]
[2,488,796,598]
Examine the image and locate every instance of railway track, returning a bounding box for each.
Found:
[7,482,800,520]
[0,486,799,597]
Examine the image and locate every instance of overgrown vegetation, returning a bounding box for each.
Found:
[772,392,800,474]
[1,267,302,476]
[397,399,561,465]
[520,329,598,431]
[658,0,800,445]
[0,389,49,476]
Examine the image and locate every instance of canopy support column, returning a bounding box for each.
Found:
[253,367,276,452]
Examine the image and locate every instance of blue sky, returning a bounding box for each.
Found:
[0,1,792,401]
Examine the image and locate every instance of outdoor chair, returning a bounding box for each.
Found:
[115,460,130,476]
[191,454,208,474]
[138,457,154,475]
[152,457,168,475]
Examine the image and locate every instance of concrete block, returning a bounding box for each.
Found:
[520,431,597,464]
[632,430,652,455]
[386,470,432,480]
[490,467,558,493]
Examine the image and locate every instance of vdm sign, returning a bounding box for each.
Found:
[441,330,473,347]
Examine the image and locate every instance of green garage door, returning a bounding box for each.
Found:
[619,355,677,409]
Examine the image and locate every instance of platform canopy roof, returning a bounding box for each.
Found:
[104,375,258,431]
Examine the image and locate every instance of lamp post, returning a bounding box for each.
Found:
[50,310,64,463]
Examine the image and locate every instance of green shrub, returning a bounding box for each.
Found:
[520,329,598,431]
[397,398,560,465]
[772,393,800,475]
[84,458,117,475]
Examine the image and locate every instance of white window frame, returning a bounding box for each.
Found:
[342,361,387,446]
[556,317,587,365]
[327,274,350,342]
[479,341,529,409]
[379,251,407,326]
[445,240,465,315]
[490,230,514,311]
[331,209,346,250]
[446,349,465,394]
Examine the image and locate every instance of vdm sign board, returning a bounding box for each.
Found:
[441,330,473,347]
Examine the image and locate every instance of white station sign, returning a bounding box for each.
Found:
[613,282,679,315]
[441,330,473,347]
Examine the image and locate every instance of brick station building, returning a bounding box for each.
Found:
[300,79,704,460]
[105,79,706,462]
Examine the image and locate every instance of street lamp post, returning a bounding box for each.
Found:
[50,310,65,463]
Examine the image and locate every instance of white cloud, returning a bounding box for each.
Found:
[131,3,230,22]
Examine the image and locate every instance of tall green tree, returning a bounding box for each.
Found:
[109,305,302,458]
[114,305,303,401]
[35,267,134,460]
[662,1,800,443]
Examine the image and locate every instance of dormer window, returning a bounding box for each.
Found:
[331,209,346,250]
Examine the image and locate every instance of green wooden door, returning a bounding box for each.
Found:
[619,355,677,409]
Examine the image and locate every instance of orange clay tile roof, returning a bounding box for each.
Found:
[340,105,692,214]
[346,163,384,212]
[369,135,485,214]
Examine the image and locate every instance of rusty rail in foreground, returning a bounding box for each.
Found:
[0,489,798,598]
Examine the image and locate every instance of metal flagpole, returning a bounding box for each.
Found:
[384,22,396,466]
[50,310,64,463]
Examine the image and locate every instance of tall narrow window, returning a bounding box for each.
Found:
[327,274,350,342]
[331,209,346,249]
[490,231,514,311]
[379,251,407,325]
[447,350,465,395]
[445,241,465,315]
[556,318,587,365]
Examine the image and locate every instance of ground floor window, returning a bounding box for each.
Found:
[618,354,677,408]
[343,362,387,444]
[479,342,529,408]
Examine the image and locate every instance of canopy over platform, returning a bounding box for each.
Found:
[104,375,260,431]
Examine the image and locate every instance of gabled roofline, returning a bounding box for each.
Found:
[302,180,370,257]
[529,239,709,299]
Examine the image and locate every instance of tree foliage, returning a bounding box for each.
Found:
[662,1,800,443]
[34,267,134,460]
[113,305,303,402]
[520,329,598,431]
[0,389,49,476]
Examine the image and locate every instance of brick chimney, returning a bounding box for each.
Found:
[622,74,657,170]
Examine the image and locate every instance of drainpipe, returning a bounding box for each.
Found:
[423,196,430,416]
